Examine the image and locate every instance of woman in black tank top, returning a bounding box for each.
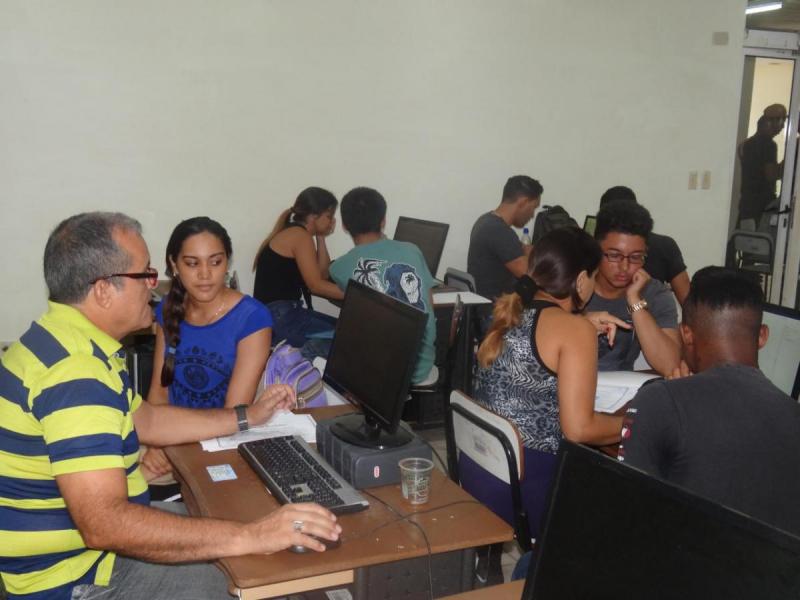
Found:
[252,187,344,359]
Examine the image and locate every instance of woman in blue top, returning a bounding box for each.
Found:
[470,227,624,542]
[142,217,273,479]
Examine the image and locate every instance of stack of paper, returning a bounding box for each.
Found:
[595,371,660,414]
[200,411,317,452]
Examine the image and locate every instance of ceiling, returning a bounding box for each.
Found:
[747,0,800,32]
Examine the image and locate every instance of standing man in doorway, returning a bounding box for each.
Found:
[738,103,787,230]
[467,175,541,300]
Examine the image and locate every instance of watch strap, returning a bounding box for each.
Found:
[234,404,249,432]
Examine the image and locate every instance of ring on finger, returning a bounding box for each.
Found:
[292,519,304,533]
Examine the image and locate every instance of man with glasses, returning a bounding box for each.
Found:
[585,201,680,376]
[0,212,340,600]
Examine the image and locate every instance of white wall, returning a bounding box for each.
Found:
[0,1,746,341]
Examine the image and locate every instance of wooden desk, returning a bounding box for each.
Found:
[442,580,524,600]
[165,406,513,599]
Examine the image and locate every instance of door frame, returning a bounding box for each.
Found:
[740,31,800,307]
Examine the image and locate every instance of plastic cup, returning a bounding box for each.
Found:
[399,457,434,505]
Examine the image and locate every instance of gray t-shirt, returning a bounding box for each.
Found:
[467,212,524,300]
[585,279,677,371]
[618,364,800,537]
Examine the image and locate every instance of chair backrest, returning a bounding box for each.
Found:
[729,230,774,264]
[450,390,523,482]
[449,390,530,551]
[444,267,476,293]
[447,294,465,349]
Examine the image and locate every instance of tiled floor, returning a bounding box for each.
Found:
[416,425,523,583]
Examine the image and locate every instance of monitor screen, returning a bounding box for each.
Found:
[759,303,800,399]
[523,441,800,599]
[324,280,426,448]
[393,216,449,277]
[582,215,597,237]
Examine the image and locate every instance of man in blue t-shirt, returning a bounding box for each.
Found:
[330,187,436,384]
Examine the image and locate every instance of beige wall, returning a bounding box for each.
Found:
[0,1,746,340]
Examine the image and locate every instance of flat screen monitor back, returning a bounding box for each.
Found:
[324,280,427,448]
[583,215,597,237]
[524,441,800,600]
[759,303,800,398]
[393,216,449,278]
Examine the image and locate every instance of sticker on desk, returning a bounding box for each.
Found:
[325,590,353,600]
[206,464,237,482]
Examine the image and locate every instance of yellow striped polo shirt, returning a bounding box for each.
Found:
[0,302,148,599]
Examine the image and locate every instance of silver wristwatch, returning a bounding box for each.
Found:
[628,299,649,314]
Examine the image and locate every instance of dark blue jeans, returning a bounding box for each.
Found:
[268,300,337,360]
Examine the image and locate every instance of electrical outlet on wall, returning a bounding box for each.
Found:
[701,171,711,190]
[688,171,698,190]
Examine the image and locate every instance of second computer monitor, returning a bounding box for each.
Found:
[324,280,427,448]
[393,216,449,277]
[524,441,800,599]
[760,303,800,399]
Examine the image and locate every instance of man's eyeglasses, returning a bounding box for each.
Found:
[90,267,158,287]
[603,251,647,265]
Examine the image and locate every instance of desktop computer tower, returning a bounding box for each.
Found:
[316,416,432,489]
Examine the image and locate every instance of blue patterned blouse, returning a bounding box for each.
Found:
[474,301,562,454]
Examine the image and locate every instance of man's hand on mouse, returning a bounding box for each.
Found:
[236,503,341,554]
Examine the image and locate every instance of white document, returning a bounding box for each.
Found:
[200,410,317,452]
[595,371,660,414]
[432,291,492,306]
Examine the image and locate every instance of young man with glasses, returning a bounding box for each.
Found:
[585,201,680,376]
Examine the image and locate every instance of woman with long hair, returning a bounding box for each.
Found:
[142,217,273,480]
[469,227,624,542]
[253,187,343,358]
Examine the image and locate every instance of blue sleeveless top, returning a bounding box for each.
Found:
[155,295,273,409]
[474,300,561,453]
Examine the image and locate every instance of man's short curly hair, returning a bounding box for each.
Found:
[594,200,653,241]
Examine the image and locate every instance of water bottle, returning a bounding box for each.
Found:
[520,227,532,245]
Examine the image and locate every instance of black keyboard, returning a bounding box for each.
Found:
[239,435,369,514]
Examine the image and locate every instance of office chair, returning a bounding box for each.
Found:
[448,390,532,553]
[444,268,476,293]
[726,230,774,298]
[406,295,465,429]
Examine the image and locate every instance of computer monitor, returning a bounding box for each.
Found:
[523,441,800,599]
[759,303,800,399]
[393,216,449,277]
[582,214,597,237]
[324,280,427,449]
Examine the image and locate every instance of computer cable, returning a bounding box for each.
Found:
[356,492,483,600]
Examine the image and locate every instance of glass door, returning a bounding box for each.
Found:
[730,35,800,307]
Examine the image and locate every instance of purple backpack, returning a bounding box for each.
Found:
[264,341,326,408]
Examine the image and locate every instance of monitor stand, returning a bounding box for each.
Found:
[330,413,412,450]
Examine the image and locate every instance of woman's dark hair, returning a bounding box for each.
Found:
[252,187,338,271]
[478,227,601,367]
[161,217,233,387]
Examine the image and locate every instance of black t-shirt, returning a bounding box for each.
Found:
[619,364,800,537]
[644,232,686,284]
[739,132,778,221]
[467,212,524,300]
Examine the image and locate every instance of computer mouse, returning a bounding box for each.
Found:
[288,535,341,554]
